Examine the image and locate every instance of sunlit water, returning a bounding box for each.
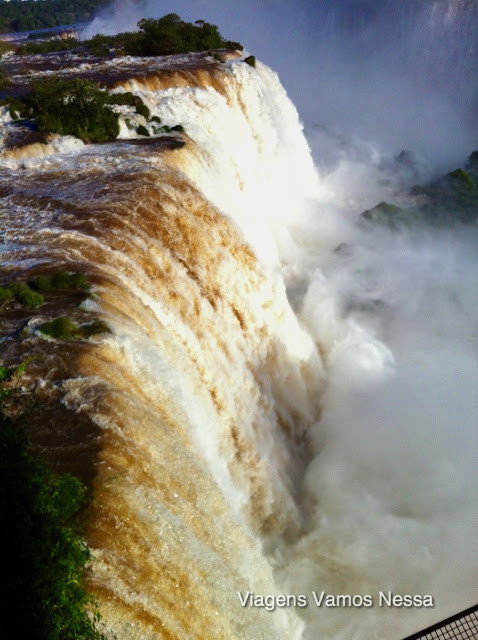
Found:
[0,48,476,640]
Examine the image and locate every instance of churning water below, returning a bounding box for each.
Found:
[0,52,476,640]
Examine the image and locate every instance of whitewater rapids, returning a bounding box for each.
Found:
[0,52,476,639]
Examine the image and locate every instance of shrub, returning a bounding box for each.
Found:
[2,282,44,307]
[25,78,120,143]
[39,316,110,339]
[51,271,90,290]
[16,38,80,55]
[135,102,150,119]
[0,286,15,305]
[8,282,44,307]
[151,115,161,124]
[244,55,256,68]
[7,97,29,120]
[31,271,90,293]
[170,124,184,133]
[31,274,53,292]
[0,412,105,639]
[0,41,15,56]
[0,366,13,381]
[136,124,150,137]
[108,91,139,107]
[86,34,112,57]
[40,317,80,339]
[83,320,111,337]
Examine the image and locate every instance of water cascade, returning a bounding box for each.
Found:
[0,49,476,640]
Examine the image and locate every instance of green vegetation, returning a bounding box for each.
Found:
[0,65,11,90]
[108,91,141,108]
[135,102,150,119]
[11,15,242,58]
[0,358,33,384]
[16,37,80,55]
[0,410,105,639]
[445,167,476,191]
[360,201,421,230]
[5,77,184,143]
[0,281,44,308]
[361,151,478,230]
[116,14,242,57]
[13,14,243,59]
[410,160,478,224]
[84,319,111,336]
[0,0,109,34]
[31,271,90,292]
[5,96,27,120]
[39,316,111,339]
[0,40,15,56]
[39,316,80,339]
[21,77,120,143]
[0,358,105,639]
[244,55,256,68]
[0,271,90,310]
[136,124,150,137]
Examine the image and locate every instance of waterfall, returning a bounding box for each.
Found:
[0,52,476,639]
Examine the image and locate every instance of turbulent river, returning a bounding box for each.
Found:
[0,47,476,640]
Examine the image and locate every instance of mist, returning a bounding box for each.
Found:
[279,217,478,637]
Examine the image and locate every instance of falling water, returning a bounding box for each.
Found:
[0,17,477,640]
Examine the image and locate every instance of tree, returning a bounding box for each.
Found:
[26,78,120,143]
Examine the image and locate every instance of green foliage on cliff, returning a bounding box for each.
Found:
[360,201,420,230]
[83,14,243,57]
[360,151,478,230]
[410,161,478,224]
[11,13,242,58]
[0,358,105,639]
[0,0,109,34]
[0,411,105,639]
[23,77,120,143]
